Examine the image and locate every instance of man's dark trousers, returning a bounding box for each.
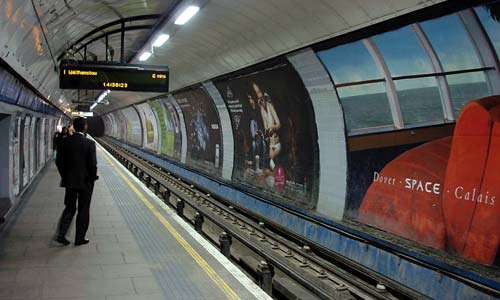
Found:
[57,183,94,242]
[55,132,97,243]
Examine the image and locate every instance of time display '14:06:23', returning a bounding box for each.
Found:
[103,82,128,88]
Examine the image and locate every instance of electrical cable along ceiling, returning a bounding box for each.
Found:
[0,0,445,114]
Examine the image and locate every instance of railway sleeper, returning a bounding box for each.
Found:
[98,138,408,300]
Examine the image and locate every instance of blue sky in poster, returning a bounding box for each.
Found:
[318,10,496,98]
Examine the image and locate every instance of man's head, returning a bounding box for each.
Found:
[252,83,263,99]
[247,94,256,109]
[73,117,87,133]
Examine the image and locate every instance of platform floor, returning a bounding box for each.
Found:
[0,142,270,300]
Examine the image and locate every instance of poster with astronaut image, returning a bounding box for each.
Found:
[173,87,222,176]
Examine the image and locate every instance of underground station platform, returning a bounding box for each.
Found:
[0,143,271,300]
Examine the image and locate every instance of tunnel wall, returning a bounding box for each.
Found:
[86,116,105,137]
[102,3,500,298]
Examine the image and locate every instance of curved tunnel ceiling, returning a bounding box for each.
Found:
[0,0,446,115]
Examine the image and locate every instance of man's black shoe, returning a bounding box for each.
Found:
[54,236,71,246]
[74,239,90,246]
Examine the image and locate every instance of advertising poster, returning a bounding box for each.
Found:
[163,99,182,160]
[136,102,159,152]
[150,99,175,157]
[214,63,320,209]
[48,119,55,159]
[345,97,500,266]
[173,87,222,175]
[12,117,20,195]
[29,117,37,179]
[22,116,30,187]
[38,119,46,169]
[56,117,63,132]
[121,107,142,146]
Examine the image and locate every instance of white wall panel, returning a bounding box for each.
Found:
[203,81,234,180]
[168,95,187,164]
[288,48,348,220]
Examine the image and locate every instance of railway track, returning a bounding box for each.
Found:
[98,137,425,300]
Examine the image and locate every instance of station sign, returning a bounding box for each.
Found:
[76,104,91,112]
[59,61,169,92]
[71,111,94,117]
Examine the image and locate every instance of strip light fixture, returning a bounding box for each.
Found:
[135,3,202,62]
[139,51,152,61]
[174,5,200,25]
[90,89,110,111]
[153,34,170,47]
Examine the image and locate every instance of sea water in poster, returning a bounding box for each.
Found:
[214,63,320,209]
[22,116,30,186]
[173,87,222,175]
[343,96,500,267]
[121,107,142,146]
[136,102,159,152]
[29,117,37,179]
[12,117,20,195]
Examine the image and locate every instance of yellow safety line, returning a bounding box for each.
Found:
[98,147,240,300]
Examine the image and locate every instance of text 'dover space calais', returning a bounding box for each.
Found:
[373,171,495,206]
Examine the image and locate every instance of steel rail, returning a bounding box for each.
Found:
[97,137,426,300]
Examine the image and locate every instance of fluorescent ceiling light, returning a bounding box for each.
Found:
[174,6,200,25]
[153,34,170,47]
[96,89,110,104]
[139,51,152,61]
[90,103,97,110]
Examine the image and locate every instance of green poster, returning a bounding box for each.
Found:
[150,100,174,156]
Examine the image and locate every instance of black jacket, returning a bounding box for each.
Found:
[56,133,98,189]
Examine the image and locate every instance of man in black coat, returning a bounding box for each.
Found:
[54,117,98,246]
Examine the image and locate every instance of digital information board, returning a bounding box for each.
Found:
[59,61,169,92]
